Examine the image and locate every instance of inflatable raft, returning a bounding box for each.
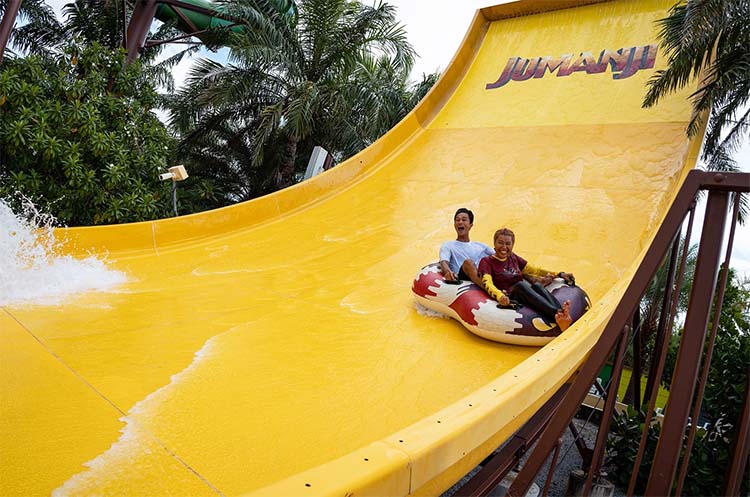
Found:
[412,263,590,346]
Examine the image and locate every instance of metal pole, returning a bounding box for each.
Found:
[627,207,696,497]
[674,194,740,495]
[723,373,750,496]
[125,0,158,61]
[568,421,593,470]
[643,236,679,403]
[632,309,642,412]
[0,0,22,63]
[172,180,178,216]
[584,326,631,496]
[644,190,729,497]
[540,439,562,497]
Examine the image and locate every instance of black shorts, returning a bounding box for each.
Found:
[458,267,471,281]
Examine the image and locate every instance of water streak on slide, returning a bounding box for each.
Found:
[1,1,701,496]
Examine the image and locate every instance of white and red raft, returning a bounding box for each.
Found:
[412,263,591,346]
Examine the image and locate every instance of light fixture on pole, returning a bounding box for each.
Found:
[159,165,188,216]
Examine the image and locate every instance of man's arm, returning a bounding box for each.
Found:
[439,260,458,281]
[438,243,458,281]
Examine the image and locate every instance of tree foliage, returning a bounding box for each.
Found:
[168,0,434,205]
[0,43,176,225]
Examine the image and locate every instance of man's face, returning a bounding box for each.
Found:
[454,213,473,237]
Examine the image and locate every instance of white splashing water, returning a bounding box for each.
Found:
[414,302,448,318]
[0,198,128,306]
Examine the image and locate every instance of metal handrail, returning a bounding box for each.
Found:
[500,170,750,497]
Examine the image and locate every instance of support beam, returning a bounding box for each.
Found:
[0,0,22,63]
[723,374,750,496]
[644,190,729,496]
[125,0,159,61]
[584,327,631,495]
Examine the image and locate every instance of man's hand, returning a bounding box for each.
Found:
[439,261,458,281]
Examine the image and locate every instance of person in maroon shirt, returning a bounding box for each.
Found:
[478,228,575,331]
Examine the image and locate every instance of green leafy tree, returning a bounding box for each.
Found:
[169,0,421,200]
[0,43,177,225]
[332,53,438,159]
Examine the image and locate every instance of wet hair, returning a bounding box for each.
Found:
[454,208,474,224]
[493,228,515,243]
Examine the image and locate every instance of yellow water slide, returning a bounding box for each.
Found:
[1,1,701,495]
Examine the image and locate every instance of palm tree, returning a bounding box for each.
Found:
[642,0,749,220]
[332,53,438,159]
[170,0,416,190]
[0,0,62,58]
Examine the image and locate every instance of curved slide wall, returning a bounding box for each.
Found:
[1,1,701,496]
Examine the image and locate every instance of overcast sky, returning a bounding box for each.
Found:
[41,0,750,277]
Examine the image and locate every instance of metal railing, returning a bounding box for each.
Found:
[456,170,750,497]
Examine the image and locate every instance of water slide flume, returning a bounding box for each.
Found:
[152,0,296,39]
[1,1,701,496]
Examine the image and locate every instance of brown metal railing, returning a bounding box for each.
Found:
[456,170,750,497]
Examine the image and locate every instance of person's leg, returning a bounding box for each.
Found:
[510,280,559,321]
[555,301,572,331]
[460,259,485,287]
[511,281,573,331]
[530,282,562,310]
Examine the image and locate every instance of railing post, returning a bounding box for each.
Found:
[631,310,642,412]
[125,0,158,61]
[723,374,750,496]
[627,207,696,497]
[644,189,729,496]
[584,326,631,495]
[0,0,22,63]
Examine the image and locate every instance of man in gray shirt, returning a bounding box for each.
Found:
[439,208,493,287]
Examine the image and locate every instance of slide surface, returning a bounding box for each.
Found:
[1,1,700,496]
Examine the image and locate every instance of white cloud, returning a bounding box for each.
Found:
[387,0,496,79]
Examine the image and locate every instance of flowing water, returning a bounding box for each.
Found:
[0,197,127,306]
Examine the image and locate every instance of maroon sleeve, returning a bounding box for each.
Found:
[477,256,491,276]
[516,254,528,271]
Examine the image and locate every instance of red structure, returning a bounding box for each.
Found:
[454,170,750,497]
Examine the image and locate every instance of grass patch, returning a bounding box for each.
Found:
[616,368,669,410]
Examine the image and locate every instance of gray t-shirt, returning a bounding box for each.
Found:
[439,240,494,274]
